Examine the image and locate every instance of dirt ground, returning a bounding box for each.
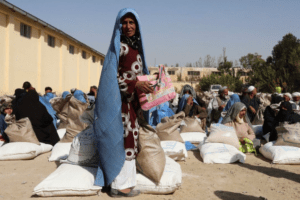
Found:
[1,149,300,200]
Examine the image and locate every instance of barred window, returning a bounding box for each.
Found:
[168,71,175,75]
[92,56,96,63]
[82,51,86,59]
[188,71,200,75]
[69,45,74,54]
[48,35,55,47]
[100,59,104,65]
[20,23,31,38]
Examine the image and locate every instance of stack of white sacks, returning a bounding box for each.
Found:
[33,110,182,197]
[259,122,300,164]
[198,123,246,164]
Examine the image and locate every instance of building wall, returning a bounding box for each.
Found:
[0,5,104,96]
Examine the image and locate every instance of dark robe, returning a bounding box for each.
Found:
[242,95,261,122]
[14,89,59,145]
[268,101,300,141]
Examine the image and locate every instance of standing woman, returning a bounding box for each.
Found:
[93,8,153,197]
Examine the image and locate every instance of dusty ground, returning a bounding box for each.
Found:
[1,149,300,200]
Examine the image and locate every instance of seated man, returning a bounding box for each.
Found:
[210,86,229,124]
[242,86,261,123]
[183,95,207,130]
[44,87,53,95]
[283,93,297,110]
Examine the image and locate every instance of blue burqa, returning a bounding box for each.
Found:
[218,94,240,123]
[73,90,87,103]
[62,91,70,99]
[93,8,149,187]
[43,92,55,102]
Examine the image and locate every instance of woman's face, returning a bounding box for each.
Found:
[122,15,136,37]
[239,109,246,118]
[4,108,12,115]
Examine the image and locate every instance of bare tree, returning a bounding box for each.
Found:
[203,55,217,68]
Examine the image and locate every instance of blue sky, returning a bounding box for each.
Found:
[7,0,300,67]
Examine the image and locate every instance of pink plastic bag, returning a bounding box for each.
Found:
[137,65,176,111]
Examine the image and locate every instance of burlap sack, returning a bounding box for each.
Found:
[60,97,88,142]
[4,117,40,145]
[156,112,185,143]
[274,123,300,147]
[136,120,166,184]
[180,117,205,133]
[252,106,265,125]
[51,96,71,129]
[206,123,240,149]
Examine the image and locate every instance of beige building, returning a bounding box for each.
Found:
[148,66,221,82]
[149,66,249,84]
[0,1,105,96]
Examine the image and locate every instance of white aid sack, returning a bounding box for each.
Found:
[259,142,300,164]
[0,142,53,160]
[33,163,101,197]
[57,129,66,139]
[180,132,207,144]
[48,142,72,162]
[206,124,240,149]
[64,125,98,166]
[135,156,182,194]
[160,141,187,161]
[199,142,246,164]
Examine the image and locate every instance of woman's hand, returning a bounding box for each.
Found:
[187,96,193,106]
[136,81,154,94]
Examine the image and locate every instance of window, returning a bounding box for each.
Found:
[20,23,31,38]
[92,56,96,63]
[187,71,200,76]
[48,35,55,47]
[82,51,86,59]
[69,45,74,54]
[168,71,175,75]
[100,59,104,65]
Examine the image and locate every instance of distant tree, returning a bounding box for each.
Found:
[185,63,192,67]
[203,55,216,68]
[271,33,300,91]
[239,53,276,92]
[164,63,168,67]
[196,57,203,68]
[218,57,233,76]
[175,63,179,67]
[199,73,243,92]
[239,53,264,70]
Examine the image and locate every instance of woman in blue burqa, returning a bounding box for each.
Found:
[93,8,153,197]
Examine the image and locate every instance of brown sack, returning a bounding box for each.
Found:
[51,96,71,129]
[60,96,88,142]
[180,117,205,133]
[156,111,185,143]
[252,106,265,125]
[275,123,300,147]
[4,117,40,145]
[136,120,166,184]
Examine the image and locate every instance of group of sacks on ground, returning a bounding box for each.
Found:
[1,96,300,197]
